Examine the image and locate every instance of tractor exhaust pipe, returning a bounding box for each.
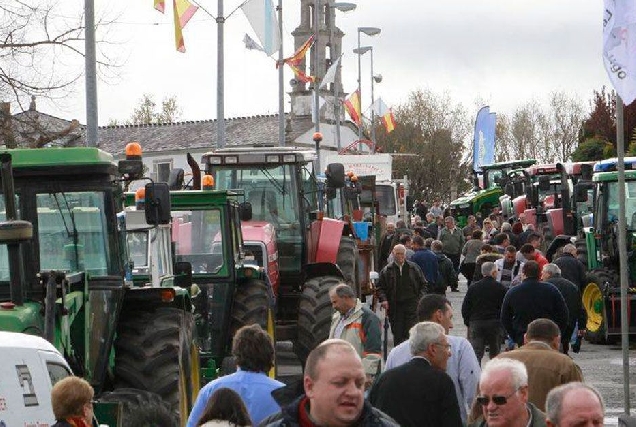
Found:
[0,153,25,306]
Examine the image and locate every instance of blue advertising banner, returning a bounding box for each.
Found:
[473,106,496,172]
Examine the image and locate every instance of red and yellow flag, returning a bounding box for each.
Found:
[381,110,396,133]
[278,36,316,82]
[154,0,165,13]
[173,0,198,52]
[343,90,361,126]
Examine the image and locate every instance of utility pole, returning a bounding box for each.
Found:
[84,0,98,147]
[277,0,285,146]
[217,0,225,148]
[313,0,321,134]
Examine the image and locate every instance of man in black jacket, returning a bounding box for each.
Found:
[500,261,569,347]
[541,264,587,354]
[369,322,462,427]
[553,244,587,292]
[377,244,429,345]
[461,262,508,364]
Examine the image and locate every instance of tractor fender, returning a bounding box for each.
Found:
[545,235,574,262]
[303,262,345,283]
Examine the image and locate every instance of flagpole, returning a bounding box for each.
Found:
[356,29,362,143]
[370,47,376,153]
[278,0,284,146]
[217,0,225,148]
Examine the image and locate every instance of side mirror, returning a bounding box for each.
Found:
[574,183,591,202]
[168,168,185,190]
[144,182,171,225]
[239,202,253,221]
[580,164,593,181]
[325,163,345,189]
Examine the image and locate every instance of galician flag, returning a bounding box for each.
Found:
[603,0,636,104]
[241,0,280,56]
[344,90,361,126]
[173,0,198,53]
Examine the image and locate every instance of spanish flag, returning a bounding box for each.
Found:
[344,90,361,126]
[173,0,198,52]
[381,110,396,133]
[278,36,316,82]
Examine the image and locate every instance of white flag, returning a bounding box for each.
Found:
[243,34,264,52]
[372,98,390,116]
[320,55,342,89]
[603,1,636,104]
[241,0,280,56]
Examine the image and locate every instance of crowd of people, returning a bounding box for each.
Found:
[49,203,604,427]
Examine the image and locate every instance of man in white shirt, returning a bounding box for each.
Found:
[385,294,481,424]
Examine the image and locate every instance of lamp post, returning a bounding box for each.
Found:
[313,0,321,134]
[356,26,381,146]
[371,50,382,153]
[329,2,356,150]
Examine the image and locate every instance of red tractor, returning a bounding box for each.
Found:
[202,146,368,364]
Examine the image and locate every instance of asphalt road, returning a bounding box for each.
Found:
[276,277,636,426]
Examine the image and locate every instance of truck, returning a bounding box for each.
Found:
[0,147,191,426]
[449,159,537,227]
[576,157,636,343]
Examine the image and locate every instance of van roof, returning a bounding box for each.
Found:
[0,331,59,353]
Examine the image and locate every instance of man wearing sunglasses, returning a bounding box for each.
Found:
[470,358,547,427]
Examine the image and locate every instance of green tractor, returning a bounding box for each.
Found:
[123,178,274,378]
[0,148,195,426]
[577,157,636,344]
[450,159,536,227]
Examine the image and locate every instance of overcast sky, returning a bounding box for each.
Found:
[45,0,607,126]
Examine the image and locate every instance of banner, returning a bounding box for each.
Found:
[473,106,496,172]
[344,90,361,126]
[154,0,165,13]
[602,0,636,104]
[241,0,280,56]
[173,0,198,52]
[320,55,342,89]
[372,98,396,133]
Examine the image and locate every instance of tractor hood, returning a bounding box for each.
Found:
[450,187,502,206]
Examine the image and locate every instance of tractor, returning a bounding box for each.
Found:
[450,159,536,227]
[123,174,275,378]
[571,157,636,344]
[201,145,362,364]
[0,147,197,426]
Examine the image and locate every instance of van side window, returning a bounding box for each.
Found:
[16,365,38,406]
[47,362,72,386]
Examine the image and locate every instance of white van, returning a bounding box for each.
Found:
[0,331,72,426]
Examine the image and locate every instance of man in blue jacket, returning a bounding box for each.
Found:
[500,260,569,347]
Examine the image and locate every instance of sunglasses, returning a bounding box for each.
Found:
[476,387,520,406]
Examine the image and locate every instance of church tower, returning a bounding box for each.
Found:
[289,0,344,121]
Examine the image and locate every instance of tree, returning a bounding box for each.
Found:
[375,89,471,204]
[570,137,615,161]
[0,1,117,110]
[495,93,585,163]
[127,94,182,125]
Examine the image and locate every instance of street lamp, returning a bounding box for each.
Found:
[356,27,381,145]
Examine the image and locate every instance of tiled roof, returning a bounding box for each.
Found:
[92,114,317,156]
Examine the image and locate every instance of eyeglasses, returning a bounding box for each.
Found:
[476,387,520,406]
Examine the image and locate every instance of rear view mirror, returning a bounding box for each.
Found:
[144,182,171,225]
[325,163,345,189]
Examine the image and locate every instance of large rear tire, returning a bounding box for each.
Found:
[294,275,340,367]
[114,307,194,424]
[337,236,358,293]
[582,270,613,344]
[100,388,178,427]
[224,279,275,376]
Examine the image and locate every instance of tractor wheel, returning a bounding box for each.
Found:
[294,275,340,367]
[575,237,588,266]
[224,279,275,376]
[114,307,194,424]
[337,236,358,293]
[582,270,613,344]
[99,388,178,427]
